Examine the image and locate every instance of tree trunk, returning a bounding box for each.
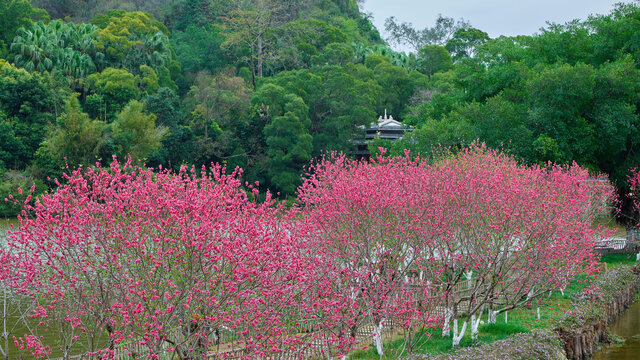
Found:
[442,307,453,337]
[257,32,263,78]
[452,319,467,347]
[372,319,384,356]
[488,310,499,324]
[204,118,208,141]
[249,48,257,90]
[470,314,482,340]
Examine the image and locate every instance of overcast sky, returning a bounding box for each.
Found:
[362,0,623,51]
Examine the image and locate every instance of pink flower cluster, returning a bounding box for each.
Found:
[0,145,614,358]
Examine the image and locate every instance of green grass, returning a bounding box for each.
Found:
[348,274,596,359]
[600,253,637,266]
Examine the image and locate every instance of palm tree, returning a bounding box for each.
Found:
[11,20,100,93]
[11,21,56,72]
[352,42,372,63]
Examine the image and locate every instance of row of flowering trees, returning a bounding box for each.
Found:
[0,145,614,359]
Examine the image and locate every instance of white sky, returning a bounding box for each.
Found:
[362,0,623,51]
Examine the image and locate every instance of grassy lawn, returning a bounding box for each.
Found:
[349,256,631,359]
[600,253,637,266]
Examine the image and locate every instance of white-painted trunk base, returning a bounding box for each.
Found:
[465,271,473,280]
[373,320,384,356]
[442,308,453,337]
[488,310,498,324]
[452,319,467,347]
[470,314,482,340]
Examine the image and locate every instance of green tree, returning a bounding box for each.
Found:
[385,14,470,50]
[0,111,27,169]
[590,56,640,186]
[92,10,175,78]
[526,62,596,164]
[0,0,49,57]
[166,0,234,31]
[10,21,57,73]
[33,0,175,21]
[111,100,167,162]
[370,60,428,117]
[263,65,380,155]
[31,0,82,19]
[220,0,287,88]
[445,94,532,160]
[416,45,453,76]
[87,67,140,120]
[310,42,354,66]
[44,94,105,168]
[0,61,56,166]
[144,87,195,168]
[10,20,101,93]
[253,83,312,195]
[445,27,490,61]
[271,19,347,70]
[391,116,473,157]
[588,3,640,65]
[171,24,228,77]
[184,70,251,167]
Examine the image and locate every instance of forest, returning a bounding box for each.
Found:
[0,0,640,218]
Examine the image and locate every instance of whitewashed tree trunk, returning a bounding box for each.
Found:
[505,311,508,324]
[465,270,473,280]
[488,310,499,324]
[636,252,640,262]
[442,307,453,337]
[452,319,467,347]
[527,287,535,301]
[560,286,565,296]
[537,307,541,320]
[470,314,482,340]
[372,319,385,356]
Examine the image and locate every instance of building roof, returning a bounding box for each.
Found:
[358,110,414,132]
